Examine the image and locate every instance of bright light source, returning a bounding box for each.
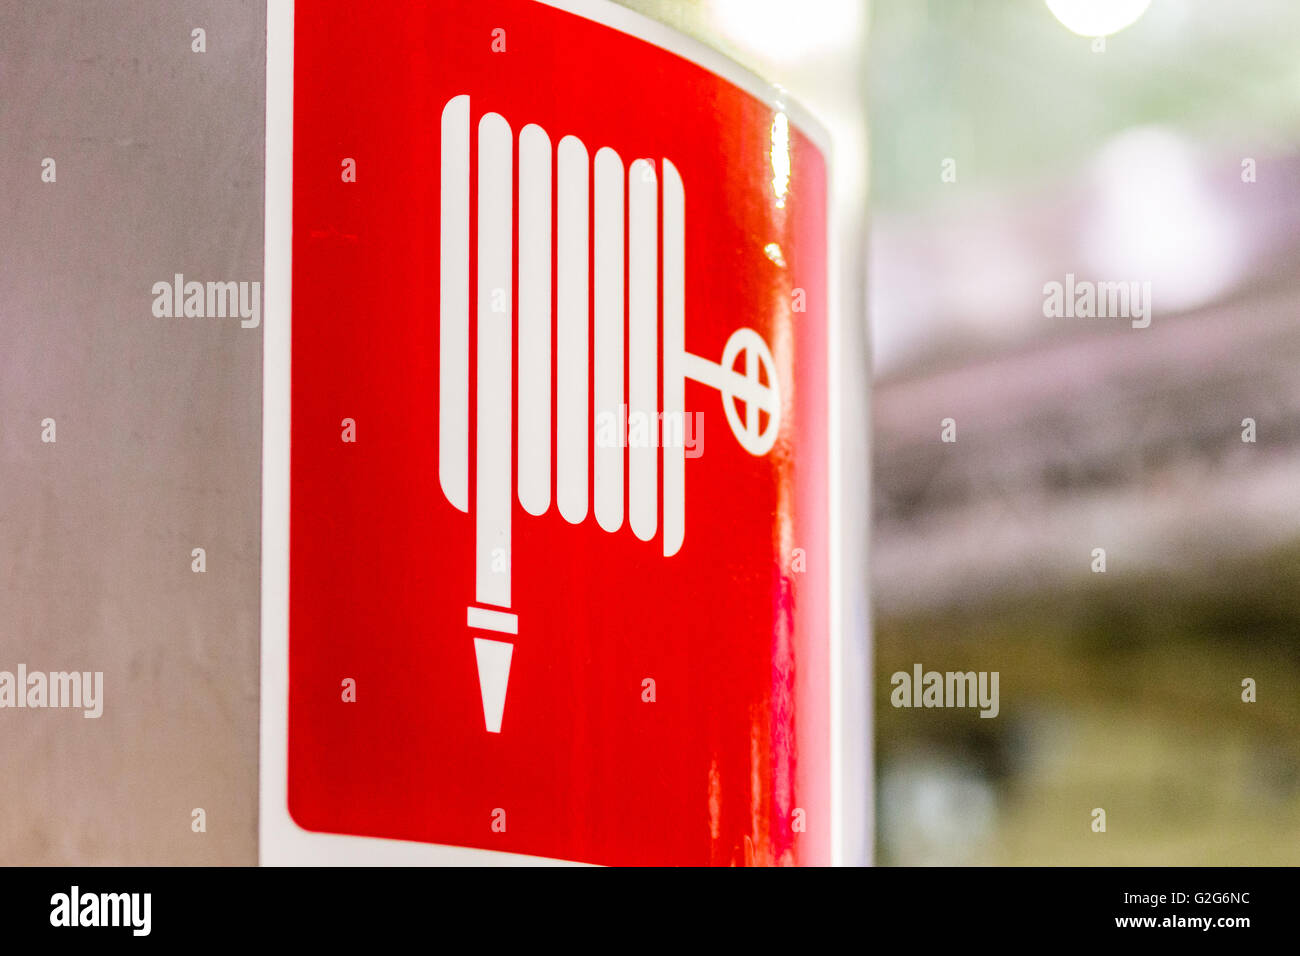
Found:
[1044,0,1151,37]
[1081,127,1243,312]
[711,0,862,63]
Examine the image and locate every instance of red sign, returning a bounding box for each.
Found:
[286,0,830,865]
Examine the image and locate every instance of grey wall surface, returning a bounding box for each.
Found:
[0,0,265,864]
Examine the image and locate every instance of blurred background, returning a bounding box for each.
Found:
[869,0,1300,866]
[625,0,1300,865]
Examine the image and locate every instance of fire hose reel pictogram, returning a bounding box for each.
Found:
[438,96,782,732]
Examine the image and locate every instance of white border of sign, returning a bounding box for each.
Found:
[260,0,845,865]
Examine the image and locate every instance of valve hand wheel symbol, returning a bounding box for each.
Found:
[683,327,782,456]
